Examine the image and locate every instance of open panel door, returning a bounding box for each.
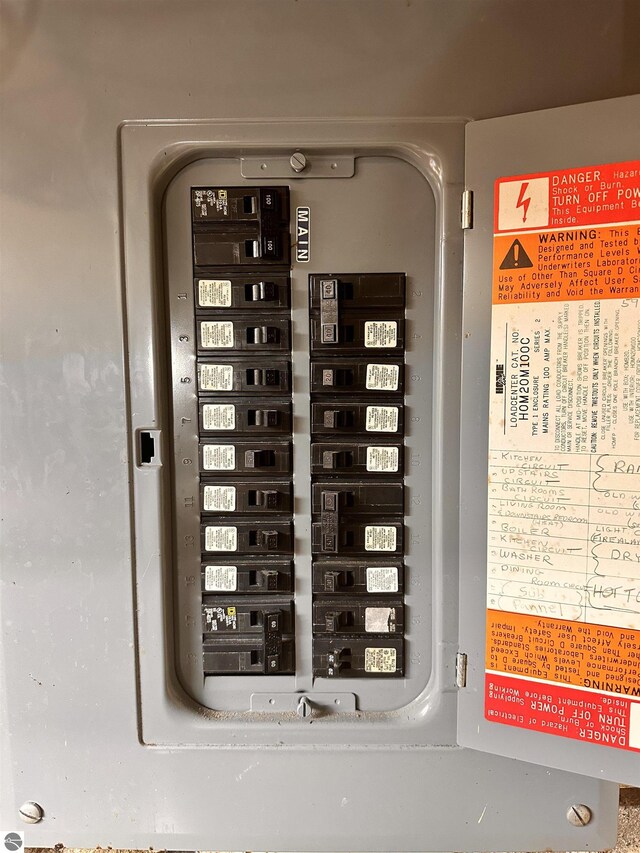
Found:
[459,95,640,785]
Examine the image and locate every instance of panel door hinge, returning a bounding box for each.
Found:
[461,190,473,230]
[455,652,468,688]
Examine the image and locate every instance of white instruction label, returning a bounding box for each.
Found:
[364,647,397,673]
[203,485,236,512]
[204,565,238,592]
[364,320,397,348]
[204,526,238,552]
[365,607,395,633]
[199,364,234,391]
[366,363,400,391]
[202,444,236,471]
[202,403,236,431]
[198,279,232,307]
[488,292,640,632]
[366,446,399,473]
[366,405,399,433]
[366,566,399,593]
[365,525,397,552]
[200,321,234,348]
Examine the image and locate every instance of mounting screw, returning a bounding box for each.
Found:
[19,801,44,824]
[567,804,592,827]
[296,696,312,718]
[289,151,307,173]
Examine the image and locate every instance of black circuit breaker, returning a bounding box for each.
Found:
[309,274,406,678]
[191,186,295,676]
[201,560,294,595]
[192,187,290,266]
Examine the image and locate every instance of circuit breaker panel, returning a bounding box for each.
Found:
[191,187,296,676]
[309,274,406,678]
[163,154,436,716]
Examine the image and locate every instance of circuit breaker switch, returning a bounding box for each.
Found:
[259,530,280,550]
[247,325,280,345]
[322,490,340,512]
[244,239,261,258]
[266,611,281,632]
[244,449,276,468]
[247,368,281,387]
[250,489,280,509]
[320,278,339,343]
[324,571,340,592]
[320,491,340,554]
[249,408,280,427]
[264,570,279,591]
[325,611,341,633]
[322,449,352,470]
[323,409,354,429]
[320,367,354,388]
[264,605,286,673]
[249,281,277,301]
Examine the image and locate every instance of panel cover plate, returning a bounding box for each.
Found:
[459,94,640,786]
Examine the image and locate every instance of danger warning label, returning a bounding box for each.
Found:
[486,159,640,753]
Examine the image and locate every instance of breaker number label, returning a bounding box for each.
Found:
[204,565,238,592]
[485,160,640,753]
[204,526,238,552]
[365,647,397,673]
[201,321,234,348]
[365,525,397,552]
[364,320,397,348]
[202,444,236,471]
[366,566,399,593]
[202,403,236,431]
[203,485,236,512]
[198,279,232,307]
[199,364,234,391]
[366,363,400,391]
[366,446,399,472]
[366,405,399,432]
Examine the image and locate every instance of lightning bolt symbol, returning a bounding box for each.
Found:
[516,181,531,223]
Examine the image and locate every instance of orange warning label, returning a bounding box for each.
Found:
[486,610,640,695]
[493,224,640,304]
[486,160,640,753]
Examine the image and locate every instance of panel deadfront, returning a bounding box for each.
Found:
[164,155,435,714]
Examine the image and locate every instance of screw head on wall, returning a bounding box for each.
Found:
[19,802,44,824]
[289,151,307,173]
[566,804,592,827]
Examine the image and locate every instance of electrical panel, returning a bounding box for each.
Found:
[163,152,437,715]
[3,7,639,845]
